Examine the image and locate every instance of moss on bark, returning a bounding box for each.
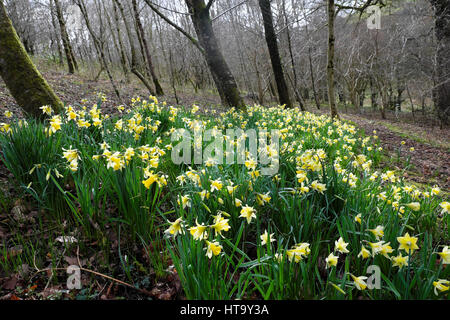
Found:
[0,0,63,118]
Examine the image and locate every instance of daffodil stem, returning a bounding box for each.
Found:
[405,249,411,300]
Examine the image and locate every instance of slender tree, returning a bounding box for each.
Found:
[258,0,292,108]
[112,0,156,96]
[327,0,338,118]
[132,0,164,95]
[54,0,78,74]
[327,0,384,118]
[74,0,122,100]
[145,0,245,110]
[0,0,63,117]
[430,0,449,126]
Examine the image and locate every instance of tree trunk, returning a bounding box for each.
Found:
[370,79,378,111]
[132,0,164,96]
[113,0,155,96]
[49,0,64,67]
[430,0,450,126]
[185,0,245,110]
[0,0,63,117]
[54,0,78,74]
[327,0,338,118]
[258,0,292,108]
[75,0,121,101]
[111,1,130,83]
[308,47,320,110]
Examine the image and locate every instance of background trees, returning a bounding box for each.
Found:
[0,0,448,126]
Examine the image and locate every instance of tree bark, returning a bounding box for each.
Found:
[49,0,64,67]
[132,0,164,96]
[430,0,450,126]
[308,47,321,110]
[112,0,155,96]
[111,1,130,82]
[185,0,245,110]
[54,0,78,74]
[258,0,292,108]
[327,0,339,118]
[0,0,63,117]
[75,0,121,101]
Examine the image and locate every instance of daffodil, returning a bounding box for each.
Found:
[397,233,419,254]
[205,240,222,259]
[256,192,271,206]
[310,180,327,194]
[287,243,311,263]
[189,220,208,241]
[142,172,159,189]
[240,205,256,224]
[350,274,368,291]
[211,213,230,237]
[260,230,275,246]
[406,202,420,212]
[210,179,223,192]
[334,237,349,254]
[368,225,384,240]
[62,147,79,163]
[358,245,371,259]
[226,184,238,195]
[49,115,62,135]
[178,195,191,210]
[40,105,53,115]
[325,252,338,268]
[391,253,408,270]
[380,242,394,259]
[165,218,184,237]
[438,246,450,264]
[0,123,11,133]
[440,201,450,215]
[431,186,441,196]
[106,152,124,171]
[433,279,449,295]
[367,241,385,257]
[245,158,257,171]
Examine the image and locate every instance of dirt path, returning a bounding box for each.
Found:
[339,113,450,190]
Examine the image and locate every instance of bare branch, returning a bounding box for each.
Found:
[211,0,248,22]
[142,0,204,55]
[205,0,215,12]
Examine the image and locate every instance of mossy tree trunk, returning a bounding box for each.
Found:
[0,0,63,117]
[258,0,292,109]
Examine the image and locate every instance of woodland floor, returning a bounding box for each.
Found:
[0,68,449,299]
